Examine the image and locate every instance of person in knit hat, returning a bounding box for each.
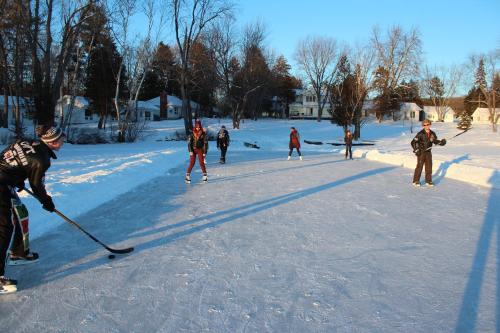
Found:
[216,125,230,164]
[185,119,208,183]
[0,125,65,294]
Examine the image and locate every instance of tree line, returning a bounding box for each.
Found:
[1,1,498,143]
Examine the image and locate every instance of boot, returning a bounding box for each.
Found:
[185,173,191,184]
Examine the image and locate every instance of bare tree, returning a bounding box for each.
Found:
[371,25,422,121]
[26,0,93,128]
[109,0,166,142]
[206,16,238,117]
[295,36,342,121]
[169,0,233,134]
[349,43,375,139]
[421,65,463,121]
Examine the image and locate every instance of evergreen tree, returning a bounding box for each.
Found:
[139,43,180,100]
[189,40,218,117]
[82,5,126,129]
[457,111,472,130]
[475,58,487,88]
[271,55,299,118]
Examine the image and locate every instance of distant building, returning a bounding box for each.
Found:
[423,106,456,123]
[0,95,33,125]
[55,95,93,124]
[145,94,199,120]
[289,88,331,119]
[397,102,423,121]
[472,107,500,124]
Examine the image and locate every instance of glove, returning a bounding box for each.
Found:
[41,196,55,212]
[189,152,194,156]
[439,139,446,146]
[413,148,420,156]
[16,182,25,193]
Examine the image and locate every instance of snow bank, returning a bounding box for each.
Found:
[353,149,500,189]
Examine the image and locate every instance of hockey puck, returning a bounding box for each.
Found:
[108,254,116,259]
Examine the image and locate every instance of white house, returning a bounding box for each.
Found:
[145,94,200,120]
[55,95,93,124]
[397,102,423,121]
[423,106,456,122]
[0,95,33,125]
[472,107,500,124]
[289,88,331,119]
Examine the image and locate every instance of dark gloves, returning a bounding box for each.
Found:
[413,148,420,156]
[41,196,55,212]
[16,182,25,193]
[439,139,446,146]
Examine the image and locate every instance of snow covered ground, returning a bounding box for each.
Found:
[0,118,499,332]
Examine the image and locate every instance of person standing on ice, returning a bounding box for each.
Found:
[185,119,208,183]
[288,127,302,160]
[344,129,353,160]
[216,125,230,164]
[0,126,65,294]
[411,119,446,187]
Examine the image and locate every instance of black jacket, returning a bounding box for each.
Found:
[0,140,56,203]
[411,129,441,153]
[188,129,208,154]
[216,129,230,148]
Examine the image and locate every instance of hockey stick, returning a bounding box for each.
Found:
[24,189,134,254]
[424,128,470,151]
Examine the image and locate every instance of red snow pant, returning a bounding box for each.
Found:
[186,149,207,174]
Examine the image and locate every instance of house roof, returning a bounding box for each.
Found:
[145,95,198,108]
[59,95,89,108]
[423,106,454,114]
[400,102,422,112]
[473,107,500,115]
[0,96,31,107]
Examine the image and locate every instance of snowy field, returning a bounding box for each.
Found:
[0,118,499,332]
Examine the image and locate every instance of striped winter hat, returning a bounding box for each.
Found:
[41,126,65,143]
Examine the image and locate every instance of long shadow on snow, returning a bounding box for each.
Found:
[455,170,500,332]
[13,151,338,290]
[129,165,396,255]
[12,163,189,290]
[207,158,348,184]
[433,154,470,185]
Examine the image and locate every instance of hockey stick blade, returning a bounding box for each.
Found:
[23,189,134,255]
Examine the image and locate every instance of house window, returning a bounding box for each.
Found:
[308,108,313,116]
[411,111,415,118]
[84,109,93,120]
[145,111,151,120]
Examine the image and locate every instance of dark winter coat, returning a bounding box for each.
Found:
[216,129,230,149]
[0,140,56,203]
[411,129,441,154]
[188,128,208,154]
[289,130,300,149]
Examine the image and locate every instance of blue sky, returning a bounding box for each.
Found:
[237,0,499,70]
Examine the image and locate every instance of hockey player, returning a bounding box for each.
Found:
[0,126,65,294]
[288,127,302,160]
[216,125,230,164]
[411,119,446,187]
[185,120,208,183]
[344,129,353,160]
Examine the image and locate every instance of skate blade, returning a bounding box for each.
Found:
[0,285,17,294]
[7,258,39,266]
